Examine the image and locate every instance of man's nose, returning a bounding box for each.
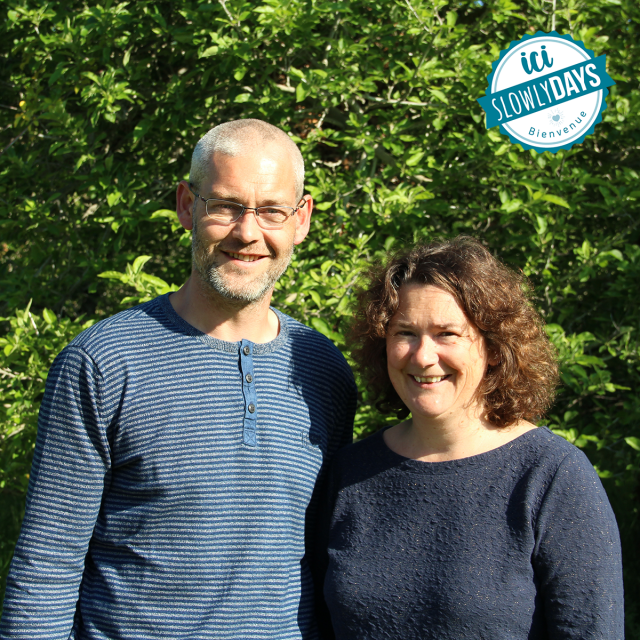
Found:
[231,208,261,242]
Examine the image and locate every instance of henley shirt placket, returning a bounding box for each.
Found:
[240,339,257,446]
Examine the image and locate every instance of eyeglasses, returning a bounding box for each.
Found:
[189,185,304,230]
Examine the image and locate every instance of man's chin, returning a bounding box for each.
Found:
[198,270,273,305]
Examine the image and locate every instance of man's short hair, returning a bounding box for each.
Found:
[189,119,305,200]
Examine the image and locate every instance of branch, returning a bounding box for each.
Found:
[218,0,237,26]
[0,127,28,157]
[405,0,427,30]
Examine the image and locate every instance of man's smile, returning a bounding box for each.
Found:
[223,251,268,263]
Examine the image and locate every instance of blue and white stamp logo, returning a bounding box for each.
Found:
[477,31,615,153]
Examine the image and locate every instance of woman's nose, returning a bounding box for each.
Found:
[412,336,438,367]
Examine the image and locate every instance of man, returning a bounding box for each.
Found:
[0,119,357,639]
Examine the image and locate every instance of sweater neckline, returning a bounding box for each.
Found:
[158,293,289,355]
[375,425,550,473]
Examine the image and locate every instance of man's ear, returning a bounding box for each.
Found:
[176,180,195,231]
[293,195,313,245]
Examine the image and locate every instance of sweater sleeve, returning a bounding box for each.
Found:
[332,370,357,453]
[532,447,624,639]
[0,346,112,639]
[307,361,356,640]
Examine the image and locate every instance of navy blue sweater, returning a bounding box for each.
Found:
[1,295,357,640]
[322,427,623,639]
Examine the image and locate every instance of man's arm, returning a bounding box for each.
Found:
[332,365,358,452]
[308,356,357,640]
[0,346,111,639]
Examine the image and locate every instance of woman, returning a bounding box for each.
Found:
[321,237,623,639]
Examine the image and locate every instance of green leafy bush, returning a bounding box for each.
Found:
[1,0,639,631]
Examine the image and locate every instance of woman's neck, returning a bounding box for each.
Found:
[383,414,536,462]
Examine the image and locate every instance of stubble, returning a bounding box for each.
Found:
[191,213,294,305]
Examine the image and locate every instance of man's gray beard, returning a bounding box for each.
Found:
[191,215,294,305]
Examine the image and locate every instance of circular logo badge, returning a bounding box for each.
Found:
[477,31,615,153]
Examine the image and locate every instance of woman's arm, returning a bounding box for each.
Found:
[533,447,624,639]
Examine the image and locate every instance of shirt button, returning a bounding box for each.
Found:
[245,374,253,383]
[248,403,256,413]
[243,346,250,355]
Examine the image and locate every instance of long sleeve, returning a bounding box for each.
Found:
[306,355,356,640]
[2,299,360,640]
[533,448,624,639]
[332,369,357,453]
[0,346,111,639]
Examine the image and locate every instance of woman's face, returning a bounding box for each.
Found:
[386,284,491,427]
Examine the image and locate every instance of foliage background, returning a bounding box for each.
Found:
[1,0,639,631]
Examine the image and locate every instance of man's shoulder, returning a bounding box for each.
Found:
[275,310,357,402]
[277,309,351,366]
[68,296,170,356]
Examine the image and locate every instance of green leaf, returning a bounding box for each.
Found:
[106,191,122,207]
[200,46,219,58]
[83,71,100,83]
[501,199,522,213]
[406,151,425,167]
[309,290,322,307]
[133,119,152,142]
[534,214,547,235]
[429,88,448,104]
[625,437,640,452]
[48,63,66,86]
[141,274,171,290]
[542,194,570,209]
[296,83,309,102]
[98,271,127,282]
[132,255,152,274]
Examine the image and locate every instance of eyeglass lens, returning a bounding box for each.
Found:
[205,201,292,228]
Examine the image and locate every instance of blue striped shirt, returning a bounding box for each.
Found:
[0,295,357,639]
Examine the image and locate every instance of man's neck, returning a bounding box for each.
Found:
[169,274,280,344]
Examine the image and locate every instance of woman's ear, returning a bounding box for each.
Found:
[487,348,500,367]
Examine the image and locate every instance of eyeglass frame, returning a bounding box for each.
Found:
[188,183,306,228]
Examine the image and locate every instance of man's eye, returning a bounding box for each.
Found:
[258,207,290,220]
[209,202,241,215]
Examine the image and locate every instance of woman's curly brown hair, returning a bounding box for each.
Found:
[350,236,559,427]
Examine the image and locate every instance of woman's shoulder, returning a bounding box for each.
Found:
[509,426,592,469]
[334,428,387,463]
[500,427,606,507]
[329,428,394,486]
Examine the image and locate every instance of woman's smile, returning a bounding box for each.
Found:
[386,284,491,426]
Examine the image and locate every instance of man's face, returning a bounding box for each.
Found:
[188,144,310,305]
